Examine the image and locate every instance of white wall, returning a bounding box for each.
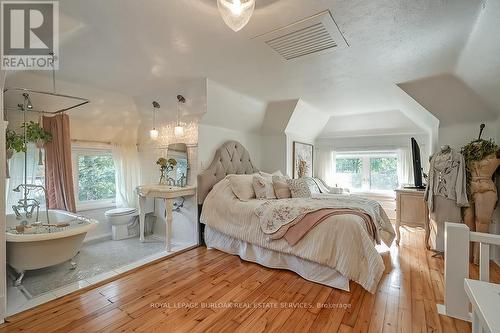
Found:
[1,70,7,322]
[4,72,140,144]
[198,124,262,171]
[438,120,498,150]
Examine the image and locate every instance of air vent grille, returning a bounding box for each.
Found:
[254,11,348,61]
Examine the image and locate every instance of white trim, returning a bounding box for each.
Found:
[0,70,7,324]
[71,146,116,211]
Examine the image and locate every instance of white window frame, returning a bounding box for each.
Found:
[335,151,399,195]
[72,146,116,211]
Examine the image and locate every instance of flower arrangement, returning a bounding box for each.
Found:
[156,157,177,185]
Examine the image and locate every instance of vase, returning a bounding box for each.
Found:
[159,168,167,185]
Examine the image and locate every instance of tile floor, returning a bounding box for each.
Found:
[6,238,194,316]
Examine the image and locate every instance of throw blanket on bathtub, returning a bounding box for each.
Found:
[255,195,395,246]
[270,208,377,246]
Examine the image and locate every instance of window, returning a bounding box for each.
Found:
[73,148,116,210]
[335,153,398,194]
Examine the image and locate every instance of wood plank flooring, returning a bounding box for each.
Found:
[1,227,499,333]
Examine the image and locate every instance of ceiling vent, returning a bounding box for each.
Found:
[253,11,349,61]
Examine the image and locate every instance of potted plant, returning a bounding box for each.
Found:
[22,121,52,148]
[6,130,25,158]
[156,157,177,185]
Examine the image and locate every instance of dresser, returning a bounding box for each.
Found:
[395,188,430,248]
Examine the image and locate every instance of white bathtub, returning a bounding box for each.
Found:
[6,210,98,282]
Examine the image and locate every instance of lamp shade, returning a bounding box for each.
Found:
[149,128,159,140]
[217,0,255,32]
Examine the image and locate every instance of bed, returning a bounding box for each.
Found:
[197,141,395,293]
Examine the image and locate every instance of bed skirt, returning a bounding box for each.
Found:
[204,226,350,292]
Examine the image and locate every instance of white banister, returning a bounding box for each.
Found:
[439,223,500,323]
[438,222,470,321]
[479,243,490,282]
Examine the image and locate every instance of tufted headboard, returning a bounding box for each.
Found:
[197,140,259,204]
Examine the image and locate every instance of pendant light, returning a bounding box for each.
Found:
[175,95,186,138]
[150,101,160,140]
[217,0,255,32]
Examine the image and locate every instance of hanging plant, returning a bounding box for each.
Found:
[461,138,499,201]
[6,130,26,156]
[22,121,52,147]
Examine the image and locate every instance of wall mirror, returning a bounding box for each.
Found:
[167,143,188,187]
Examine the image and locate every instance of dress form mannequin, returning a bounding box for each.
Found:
[461,124,500,263]
[463,150,500,263]
[425,145,468,252]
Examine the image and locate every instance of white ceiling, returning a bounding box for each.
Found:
[6,0,497,143]
[319,109,425,138]
[7,0,482,116]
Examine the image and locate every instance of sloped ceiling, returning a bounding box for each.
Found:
[6,0,482,116]
[456,0,500,115]
[319,110,426,138]
[398,74,496,126]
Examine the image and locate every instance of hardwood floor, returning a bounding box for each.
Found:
[2,227,499,333]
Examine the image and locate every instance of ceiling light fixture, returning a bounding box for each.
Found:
[217,0,255,32]
[175,95,186,138]
[150,101,160,140]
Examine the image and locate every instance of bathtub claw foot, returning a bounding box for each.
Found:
[14,271,25,286]
[70,260,77,270]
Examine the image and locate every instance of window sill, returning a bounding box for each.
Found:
[350,190,396,199]
[76,201,116,212]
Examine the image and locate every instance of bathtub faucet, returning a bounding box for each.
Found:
[12,184,50,224]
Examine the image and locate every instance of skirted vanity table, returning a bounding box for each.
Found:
[137,185,196,252]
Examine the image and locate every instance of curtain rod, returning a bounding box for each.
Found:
[71,139,112,145]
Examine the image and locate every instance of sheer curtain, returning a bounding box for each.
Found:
[397,147,413,186]
[112,144,141,209]
[6,144,43,214]
[315,147,335,186]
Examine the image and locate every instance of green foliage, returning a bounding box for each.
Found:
[461,139,499,202]
[22,121,52,143]
[78,155,116,201]
[370,157,398,190]
[6,130,26,153]
[336,158,362,173]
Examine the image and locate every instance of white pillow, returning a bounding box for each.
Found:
[227,174,256,201]
[259,170,284,180]
[253,175,276,199]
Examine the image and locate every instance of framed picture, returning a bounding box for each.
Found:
[293,141,313,179]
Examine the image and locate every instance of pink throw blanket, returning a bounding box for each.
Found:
[280,208,378,246]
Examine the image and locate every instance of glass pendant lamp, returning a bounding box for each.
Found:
[217,0,255,32]
[150,101,160,140]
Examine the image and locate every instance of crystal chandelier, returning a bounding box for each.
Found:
[217,0,255,32]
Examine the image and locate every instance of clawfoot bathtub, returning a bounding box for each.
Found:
[6,210,98,285]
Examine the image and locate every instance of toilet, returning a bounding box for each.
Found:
[105,207,139,240]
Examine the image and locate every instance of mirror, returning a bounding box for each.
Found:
[167,143,188,187]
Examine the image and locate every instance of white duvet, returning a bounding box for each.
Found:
[200,178,394,293]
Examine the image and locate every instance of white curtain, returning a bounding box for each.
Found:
[315,148,335,186]
[6,144,43,214]
[397,147,413,186]
[112,144,141,209]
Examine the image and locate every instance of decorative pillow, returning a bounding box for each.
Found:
[286,178,312,198]
[253,175,276,199]
[227,174,256,201]
[303,177,321,194]
[259,170,284,180]
[272,175,292,199]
